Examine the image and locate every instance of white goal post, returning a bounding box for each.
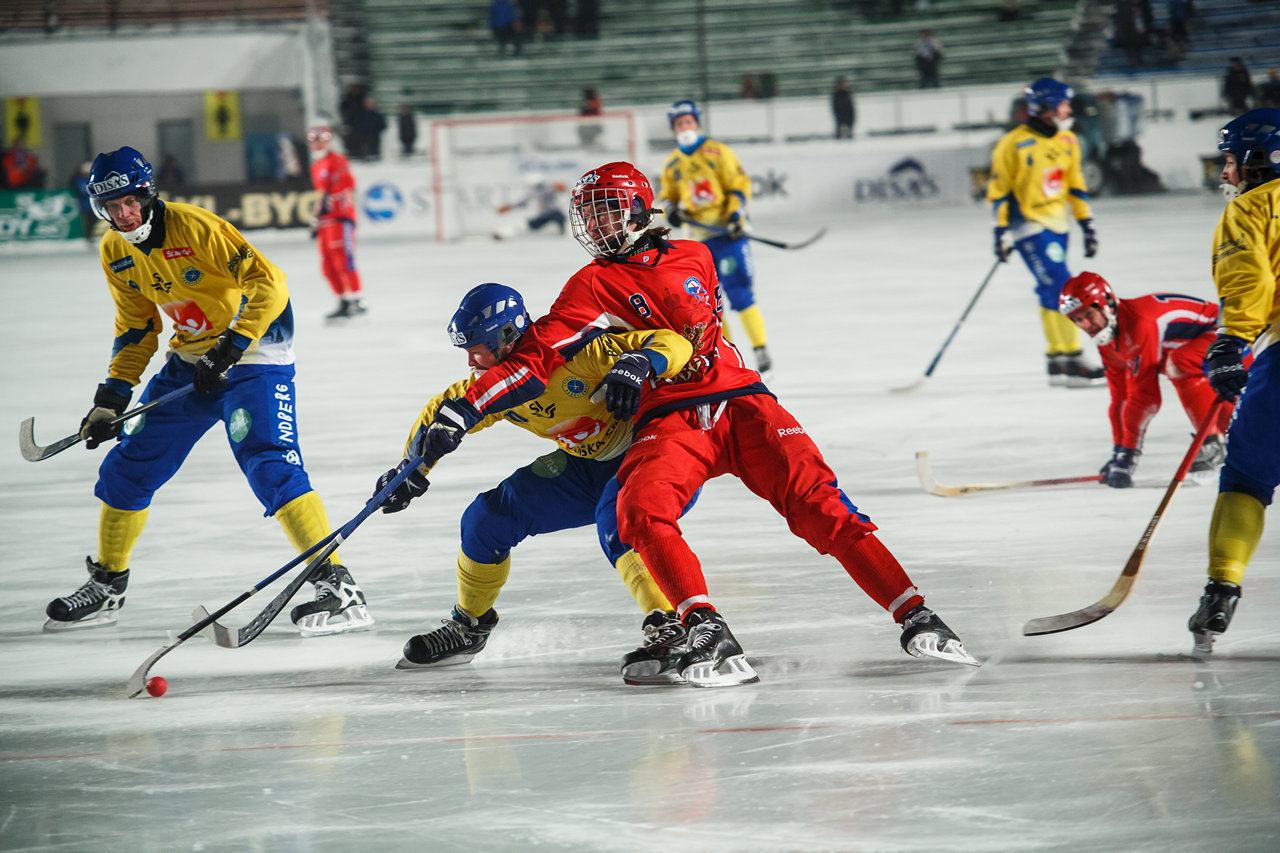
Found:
[429,110,639,242]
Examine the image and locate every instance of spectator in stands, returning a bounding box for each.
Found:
[2,135,44,189]
[1113,0,1144,67]
[340,83,367,158]
[832,76,856,139]
[157,155,186,187]
[1258,69,1280,109]
[578,88,603,149]
[398,105,418,157]
[998,0,1023,22]
[1223,57,1255,112]
[574,0,599,37]
[357,97,387,161]
[914,30,943,89]
[1167,0,1191,57]
[740,75,763,99]
[490,0,522,56]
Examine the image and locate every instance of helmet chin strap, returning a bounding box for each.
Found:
[116,203,155,244]
[1220,181,1241,203]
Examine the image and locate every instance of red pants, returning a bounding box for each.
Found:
[1164,341,1236,434]
[316,220,361,297]
[617,394,922,621]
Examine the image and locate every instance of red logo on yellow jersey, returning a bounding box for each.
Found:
[163,247,196,260]
[547,416,605,448]
[690,179,716,206]
[160,299,213,336]
[1041,167,1064,197]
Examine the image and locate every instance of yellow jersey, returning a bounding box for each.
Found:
[986,123,1092,236]
[658,138,751,241]
[1212,179,1280,352]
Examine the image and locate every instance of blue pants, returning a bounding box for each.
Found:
[1220,342,1280,506]
[706,235,757,311]
[460,450,698,567]
[95,356,314,515]
[1014,230,1072,312]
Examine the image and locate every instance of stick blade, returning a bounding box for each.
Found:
[192,605,240,648]
[914,451,959,497]
[788,227,827,250]
[125,645,171,698]
[890,376,928,395]
[1022,604,1114,636]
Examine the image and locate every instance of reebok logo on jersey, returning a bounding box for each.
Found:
[164,247,195,260]
[777,426,806,437]
[109,256,135,273]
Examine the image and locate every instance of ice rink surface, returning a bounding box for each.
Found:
[2,192,1277,852]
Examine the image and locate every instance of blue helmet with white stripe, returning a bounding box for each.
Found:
[447,283,530,355]
[667,99,701,127]
[1218,108,1280,185]
[1024,78,1073,115]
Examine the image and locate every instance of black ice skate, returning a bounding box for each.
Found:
[753,345,773,376]
[1188,579,1241,656]
[44,557,129,631]
[1189,434,1227,479]
[324,298,368,323]
[621,610,688,685]
[290,561,374,637]
[1048,351,1105,388]
[676,608,758,688]
[397,606,498,669]
[899,604,980,666]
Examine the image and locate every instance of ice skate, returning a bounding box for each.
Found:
[1188,579,1240,657]
[1049,351,1105,388]
[290,561,374,637]
[899,604,980,666]
[397,606,498,669]
[621,610,688,685]
[324,298,368,323]
[676,608,758,688]
[1188,434,1227,484]
[44,557,129,631]
[753,345,773,376]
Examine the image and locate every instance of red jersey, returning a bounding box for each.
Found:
[461,239,766,420]
[310,151,357,223]
[1099,293,1219,447]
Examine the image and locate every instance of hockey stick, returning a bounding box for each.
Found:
[1021,401,1228,637]
[694,221,827,250]
[916,451,1102,497]
[891,259,1002,394]
[125,455,426,696]
[20,384,195,462]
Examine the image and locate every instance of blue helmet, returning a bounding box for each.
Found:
[1024,78,1073,115]
[447,283,530,354]
[88,147,159,241]
[667,99,701,127]
[1218,108,1280,183]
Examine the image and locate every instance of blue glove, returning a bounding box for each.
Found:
[412,397,480,467]
[993,226,1010,262]
[1079,218,1098,258]
[1203,334,1249,401]
[725,213,747,241]
[591,350,654,421]
[1100,445,1139,489]
[374,458,430,514]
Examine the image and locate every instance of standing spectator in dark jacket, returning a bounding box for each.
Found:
[357,97,387,161]
[1223,57,1255,111]
[914,30,943,89]
[398,105,418,157]
[832,76,855,139]
[340,83,367,158]
[490,0,521,56]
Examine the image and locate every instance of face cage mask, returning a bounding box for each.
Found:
[571,187,642,259]
[91,193,155,245]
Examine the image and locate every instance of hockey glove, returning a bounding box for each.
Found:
[413,398,481,467]
[591,350,654,421]
[1204,334,1249,401]
[1079,218,1098,258]
[193,332,245,395]
[79,384,131,449]
[725,213,747,241]
[374,458,430,514]
[1100,445,1139,489]
[665,206,684,228]
[993,226,1010,262]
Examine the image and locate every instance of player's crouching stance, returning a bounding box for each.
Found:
[370,283,699,683]
[43,146,372,639]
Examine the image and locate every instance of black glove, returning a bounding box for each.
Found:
[665,206,684,228]
[1079,218,1098,258]
[725,214,747,241]
[993,226,1010,262]
[1203,334,1249,401]
[79,384,131,449]
[412,398,480,467]
[1100,445,1139,489]
[374,458,430,514]
[592,351,654,421]
[308,220,319,240]
[194,333,245,394]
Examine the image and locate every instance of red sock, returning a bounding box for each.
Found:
[638,535,713,619]
[834,534,922,621]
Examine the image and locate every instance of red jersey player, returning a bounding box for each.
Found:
[378,162,977,687]
[307,126,366,320]
[1059,271,1233,488]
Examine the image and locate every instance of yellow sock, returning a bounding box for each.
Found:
[275,491,340,564]
[457,550,511,617]
[614,549,673,613]
[1208,491,1266,586]
[737,304,769,349]
[98,504,148,573]
[1040,306,1081,354]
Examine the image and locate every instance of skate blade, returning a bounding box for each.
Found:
[622,657,687,686]
[42,611,119,632]
[1191,631,1217,658]
[395,653,478,670]
[1063,378,1106,389]
[296,606,374,638]
[906,635,981,667]
[683,654,760,688]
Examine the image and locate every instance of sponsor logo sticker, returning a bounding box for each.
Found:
[109,256,135,273]
[163,247,195,260]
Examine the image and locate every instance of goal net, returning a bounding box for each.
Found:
[430,110,639,242]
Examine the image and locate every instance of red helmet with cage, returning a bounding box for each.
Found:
[569,162,657,259]
[306,125,333,147]
[1059,271,1118,345]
